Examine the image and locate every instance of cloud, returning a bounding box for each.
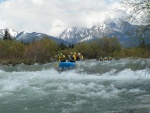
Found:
[0,0,123,36]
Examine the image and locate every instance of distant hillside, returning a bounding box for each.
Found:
[0,18,149,47]
[0,28,68,44]
[59,19,149,47]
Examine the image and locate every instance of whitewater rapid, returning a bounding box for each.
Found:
[0,59,150,113]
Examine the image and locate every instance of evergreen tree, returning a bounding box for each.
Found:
[71,44,74,48]
[59,42,67,50]
[3,30,12,40]
[68,43,74,48]
[140,39,146,48]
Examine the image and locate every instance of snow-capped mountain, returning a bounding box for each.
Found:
[0,28,67,44]
[0,28,18,39]
[15,31,65,44]
[59,27,91,44]
[59,19,142,46]
[0,18,149,47]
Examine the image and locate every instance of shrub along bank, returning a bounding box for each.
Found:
[0,37,149,66]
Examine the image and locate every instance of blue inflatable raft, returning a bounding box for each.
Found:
[58,62,76,70]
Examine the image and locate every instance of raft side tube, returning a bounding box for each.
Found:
[59,62,76,69]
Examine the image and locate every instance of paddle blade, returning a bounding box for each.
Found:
[54,63,59,67]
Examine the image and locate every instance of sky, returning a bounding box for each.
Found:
[0,0,125,37]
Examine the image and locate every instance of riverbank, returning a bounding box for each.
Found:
[0,59,35,66]
[0,57,149,66]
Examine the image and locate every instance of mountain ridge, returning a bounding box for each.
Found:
[0,19,149,47]
[58,19,148,47]
[0,28,68,44]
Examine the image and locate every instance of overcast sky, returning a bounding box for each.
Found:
[0,0,124,37]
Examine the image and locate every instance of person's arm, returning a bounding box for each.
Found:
[73,55,76,61]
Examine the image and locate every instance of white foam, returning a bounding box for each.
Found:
[129,88,146,94]
[0,61,149,99]
[76,84,125,99]
[0,69,4,73]
[100,68,150,80]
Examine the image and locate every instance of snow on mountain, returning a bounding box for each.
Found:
[59,27,91,44]
[0,18,149,47]
[58,19,144,47]
[58,20,124,44]
[0,28,67,44]
[0,28,18,39]
[15,31,46,43]
[15,31,67,44]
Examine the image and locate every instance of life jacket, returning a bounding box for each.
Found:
[59,55,66,62]
[99,57,103,61]
[76,54,80,61]
[70,54,76,62]
[76,53,83,61]
[108,57,112,60]
[103,57,108,60]
[80,55,83,59]
[78,55,83,60]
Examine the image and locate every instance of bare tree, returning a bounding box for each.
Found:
[122,0,150,32]
[120,0,150,48]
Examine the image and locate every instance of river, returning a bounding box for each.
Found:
[0,58,150,113]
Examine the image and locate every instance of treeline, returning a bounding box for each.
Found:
[0,38,59,64]
[62,37,122,59]
[0,36,149,65]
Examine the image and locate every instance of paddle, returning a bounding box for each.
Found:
[54,61,60,67]
[54,63,59,67]
[68,55,78,67]
[68,55,73,61]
